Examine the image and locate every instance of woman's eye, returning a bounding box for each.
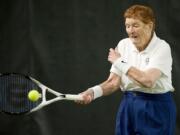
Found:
[126,25,130,28]
[134,24,139,28]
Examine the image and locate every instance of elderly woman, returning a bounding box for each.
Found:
[77,4,176,135]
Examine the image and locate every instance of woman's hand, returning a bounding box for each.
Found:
[75,89,94,105]
[108,48,121,64]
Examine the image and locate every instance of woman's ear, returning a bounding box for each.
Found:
[148,21,154,31]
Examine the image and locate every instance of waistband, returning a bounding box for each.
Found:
[124,91,173,101]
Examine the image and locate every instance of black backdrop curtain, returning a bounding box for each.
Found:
[0,0,180,135]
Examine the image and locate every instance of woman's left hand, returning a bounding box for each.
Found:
[108,48,121,64]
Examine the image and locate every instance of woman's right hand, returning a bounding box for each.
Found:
[75,89,94,105]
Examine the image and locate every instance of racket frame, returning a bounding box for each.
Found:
[29,77,83,113]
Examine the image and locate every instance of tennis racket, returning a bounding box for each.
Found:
[0,73,83,115]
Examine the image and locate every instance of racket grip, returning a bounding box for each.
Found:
[65,94,83,101]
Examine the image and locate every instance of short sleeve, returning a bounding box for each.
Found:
[109,39,130,76]
[110,65,122,76]
[146,44,172,77]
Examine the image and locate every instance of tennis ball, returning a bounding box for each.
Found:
[28,90,40,102]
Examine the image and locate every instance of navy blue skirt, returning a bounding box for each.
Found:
[115,91,176,135]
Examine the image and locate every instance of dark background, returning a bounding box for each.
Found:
[0,0,180,135]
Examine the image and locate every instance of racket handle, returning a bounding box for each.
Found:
[65,94,83,101]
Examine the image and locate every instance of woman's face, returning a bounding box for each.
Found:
[125,18,153,51]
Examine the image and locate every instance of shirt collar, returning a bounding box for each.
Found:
[143,32,157,53]
[130,32,158,54]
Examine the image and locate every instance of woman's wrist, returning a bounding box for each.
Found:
[113,58,131,74]
[90,85,103,100]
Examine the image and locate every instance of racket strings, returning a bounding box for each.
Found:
[0,74,41,114]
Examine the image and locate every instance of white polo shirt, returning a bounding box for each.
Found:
[110,33,174,93]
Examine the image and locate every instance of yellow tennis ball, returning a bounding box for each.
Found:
[28,90,40,102]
